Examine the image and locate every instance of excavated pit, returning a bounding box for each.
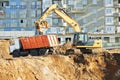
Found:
[0,40,120,80]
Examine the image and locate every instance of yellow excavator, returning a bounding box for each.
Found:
[34,4,103,53]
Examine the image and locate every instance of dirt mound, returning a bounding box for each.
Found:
[0,40,12,58]
[0,40,120,80]
[54,42,72,55]
[0,55,76,80]
[74,53,120,80]
[0,53,119,80]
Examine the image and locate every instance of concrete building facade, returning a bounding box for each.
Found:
[43,0,105,34]
[0,0,41,30]
[0,0,120,45]
[105,0,120,33]
[0,0,42,37]
[1,0,119,34]
[0,0,120,34]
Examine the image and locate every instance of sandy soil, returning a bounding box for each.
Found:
[0,40,119,80]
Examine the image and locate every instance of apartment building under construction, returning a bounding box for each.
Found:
[0,0,120,48]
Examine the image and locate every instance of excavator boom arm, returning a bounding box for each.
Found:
[35,4,81,32]
[54,9,81,32]
[37,4,58,22]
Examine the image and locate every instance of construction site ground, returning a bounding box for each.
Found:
[0,40,120,80]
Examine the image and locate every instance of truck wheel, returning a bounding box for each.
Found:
[39,49,47,56]
[12,50,20,57]
[30,49,38,56]
[48,48,54,55]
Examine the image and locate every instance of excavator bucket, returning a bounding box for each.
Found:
[34,21,50,34]
[40,21,50,28]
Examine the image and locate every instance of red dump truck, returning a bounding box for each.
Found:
[9,35,59,57]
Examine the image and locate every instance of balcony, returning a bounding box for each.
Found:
[114,22,119,26]
[68,7,85,14]
[114,3,120,8]
[114,22,120,26]
[113,13,119,17]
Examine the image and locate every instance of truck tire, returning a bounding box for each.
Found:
[12,50,20,57]
[39,48,47,56]
[30,49,38,56]
[48,48,54,55]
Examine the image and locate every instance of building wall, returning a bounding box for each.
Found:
[0,0,8,28]
[51,0,119,34]
[0,0,41,31]
[104,0,120,33]
[50,0,105,33]
[0,0,120,34]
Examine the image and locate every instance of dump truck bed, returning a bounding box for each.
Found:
[20,35,59,50]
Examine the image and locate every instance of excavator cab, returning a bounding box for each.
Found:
[73,32,102,49]
[71,32,102,54]
[73,32,88,46]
